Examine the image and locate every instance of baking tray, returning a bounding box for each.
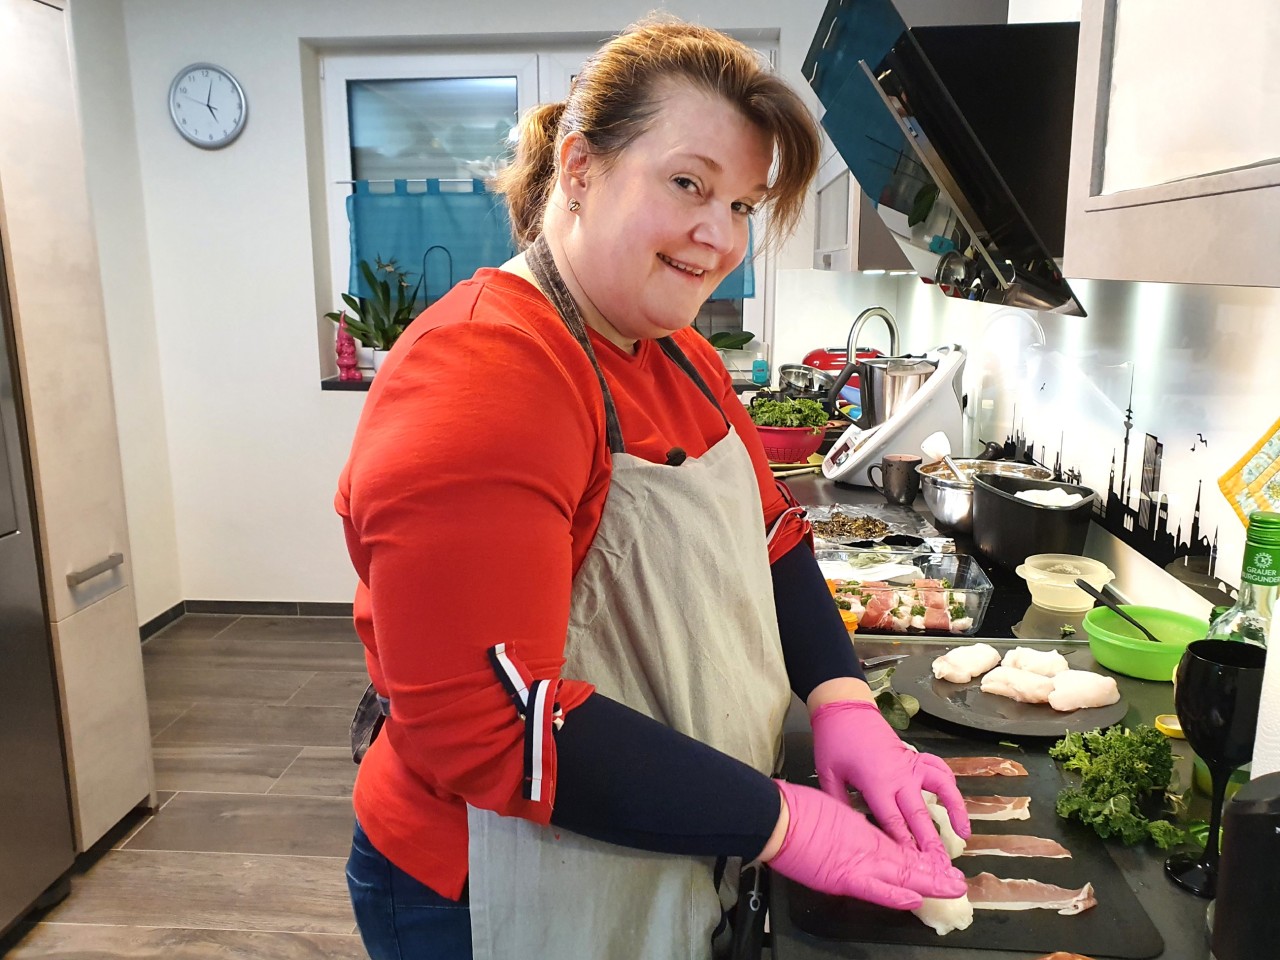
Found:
[782,736,1165,959]
[806,503,938,546]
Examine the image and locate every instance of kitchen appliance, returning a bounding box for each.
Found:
[821,343,965,486]
[916,458,1052,533]
[804,0,1084,314]
[971,474,1096,568]
[0,238,75,934]
[1212,771,1280,960]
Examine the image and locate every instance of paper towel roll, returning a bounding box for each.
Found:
[1251,607,1280,776]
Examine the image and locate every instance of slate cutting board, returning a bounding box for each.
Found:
[782,736,1165,959]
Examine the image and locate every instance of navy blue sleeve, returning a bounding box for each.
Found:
[550,693,780,858]
[771,539,865,700]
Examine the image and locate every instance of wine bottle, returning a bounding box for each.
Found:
[1207,511,1280,648]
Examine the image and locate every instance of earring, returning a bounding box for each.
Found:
[568,198,581,212]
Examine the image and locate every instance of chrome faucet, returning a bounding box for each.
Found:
[845,306,899,360]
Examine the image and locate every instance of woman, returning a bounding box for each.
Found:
[337,18,969,960]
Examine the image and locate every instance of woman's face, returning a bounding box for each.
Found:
[561,84,773,345]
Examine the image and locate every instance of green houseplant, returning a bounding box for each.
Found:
[325,257,424,356]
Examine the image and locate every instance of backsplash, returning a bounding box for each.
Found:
[772,269,1280,601]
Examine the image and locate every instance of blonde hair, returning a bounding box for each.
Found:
[496,18,820,250]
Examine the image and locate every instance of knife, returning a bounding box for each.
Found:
[860,653,912,670]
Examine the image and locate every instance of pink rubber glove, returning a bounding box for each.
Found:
[811,700,970,859]
[767,780,968,910]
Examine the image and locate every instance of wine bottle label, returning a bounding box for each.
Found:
[1242,542,1280,587]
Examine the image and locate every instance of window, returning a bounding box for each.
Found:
[320,52,539,314]
[318,42,772,367]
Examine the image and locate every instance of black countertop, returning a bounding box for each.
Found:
[769,475,1213,960]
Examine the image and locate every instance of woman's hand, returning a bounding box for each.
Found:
[810,699,970,860]
[764,781,968,910]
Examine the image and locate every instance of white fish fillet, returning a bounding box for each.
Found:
[932,643,1001,683]
[980,665,1055,704]
[943,756,1029,777]
[913,893,975,936]
[1001,646,1070,677]
[965,795,1032,821]
[961,834,1071,859]
[1048,669,1121,712]
[913,788,973,934]
[966,873,1097,915]
[922,791,966,859]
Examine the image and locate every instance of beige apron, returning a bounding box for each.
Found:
[467,238,793,960]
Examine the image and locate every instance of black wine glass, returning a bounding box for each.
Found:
[1164,639,1267,898]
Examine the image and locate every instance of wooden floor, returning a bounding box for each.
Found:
[3,615,369,959]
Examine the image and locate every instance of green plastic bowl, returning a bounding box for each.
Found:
[1082,605,1209,681]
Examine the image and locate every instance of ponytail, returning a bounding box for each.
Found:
[495,101,565,249]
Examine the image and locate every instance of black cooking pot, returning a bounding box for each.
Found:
[971,474,1096,569]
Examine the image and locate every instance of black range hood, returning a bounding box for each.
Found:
[805,0,1085,315]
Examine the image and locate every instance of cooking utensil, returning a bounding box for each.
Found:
[777,363,835,394]
[971,475,1096,568]
[1073,579,1162,643]
[891,649,1129,737]
[1015,554,1115,612]
[1083,605,1207,680]
[915,459,1053,533]
[920,430,964,480]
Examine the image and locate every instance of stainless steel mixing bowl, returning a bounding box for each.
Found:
[916,459,1053,533]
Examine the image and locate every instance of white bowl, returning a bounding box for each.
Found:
[1015,553,1115,612]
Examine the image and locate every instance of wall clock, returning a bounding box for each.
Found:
[168,62,247,149]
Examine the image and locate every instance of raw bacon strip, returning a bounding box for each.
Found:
[943,756,1029,777]
[966,873,1097,915]
[961,834,1071,859]
[1033,954,1096,960]
[965,795,1031,821]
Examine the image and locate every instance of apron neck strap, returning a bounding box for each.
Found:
[525,234,732,450]
[656,337,729,429]
[526,235,625,454]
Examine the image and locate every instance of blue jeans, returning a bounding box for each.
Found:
[347,821,473,959]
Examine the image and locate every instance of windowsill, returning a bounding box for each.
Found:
[321,376,372,391]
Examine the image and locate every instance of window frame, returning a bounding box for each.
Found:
[319,51,539,312]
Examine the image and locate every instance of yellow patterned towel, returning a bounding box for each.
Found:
[1219,415,1280,526]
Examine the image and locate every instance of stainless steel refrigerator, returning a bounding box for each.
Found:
[0,235,76,934]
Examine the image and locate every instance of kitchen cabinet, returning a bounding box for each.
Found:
[1063,0,1280,287]
[813,146,913,273]
[0,0,153,850]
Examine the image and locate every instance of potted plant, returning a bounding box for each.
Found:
[748,396,829,463]
[325,256,424,372]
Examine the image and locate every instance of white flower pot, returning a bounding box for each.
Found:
[371,348,390,372]
[354,343,375,371]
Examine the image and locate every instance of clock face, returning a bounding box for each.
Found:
[168,63,247,149]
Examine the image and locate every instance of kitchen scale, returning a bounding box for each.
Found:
[822,343,965,486]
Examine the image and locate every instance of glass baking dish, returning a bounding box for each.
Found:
[819,553,994,636]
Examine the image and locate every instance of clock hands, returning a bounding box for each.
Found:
[204,82,218,121]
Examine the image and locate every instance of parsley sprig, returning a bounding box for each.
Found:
[1049,725,1186,849]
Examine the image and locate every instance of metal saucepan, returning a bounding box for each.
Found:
[778,363,836,394]
[916,459,1053,533]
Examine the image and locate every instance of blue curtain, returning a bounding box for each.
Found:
[709,223,755,300]
[346,178,752,303]
[346,180,516,305]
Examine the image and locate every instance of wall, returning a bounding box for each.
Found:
[68,0,827,617]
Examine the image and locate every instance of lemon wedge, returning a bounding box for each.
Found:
[1155,714,1184,739]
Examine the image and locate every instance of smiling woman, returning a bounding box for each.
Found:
[338,16,967,960]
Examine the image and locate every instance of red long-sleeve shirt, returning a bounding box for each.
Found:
[336,269,806,897]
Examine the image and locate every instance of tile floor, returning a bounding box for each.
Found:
[3,615,368,959]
